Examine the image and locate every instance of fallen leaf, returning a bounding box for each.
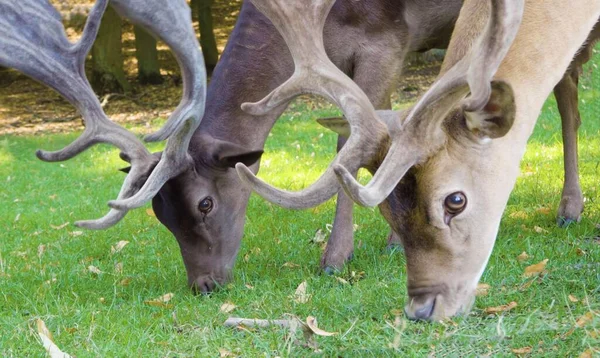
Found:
[576,248,586,256]
[579,350,594,358]
[535,207,552,215]
[484,301,517,315]
[312,229,326,244]
[294,281,311,304]
[335,277,349,285]
[245,284,254,290]
[588,330,599,339]
[36,319,53,341]
[50,222,69,230]
[523,259,548,277]
[476,283,490,296]
[38,244,46,259]
[219,348,234,357]
[87,265,102,275]
[114,262,123,274]
[36,319,72,358]
[305,316,336,336]
[220,302,236,314]
[111,240,129,254]
[282,262,300,269]
[511,347,532,355]
[146,208,156,217]
[70,231,83,237]
[533,226,548,234]
[14,213,20,222]
[144,293,175,308]
[517,251,530,262]
[119,277,132,286]
[510,211,528,219]
[576,311,595,328]
[568,294,579,303]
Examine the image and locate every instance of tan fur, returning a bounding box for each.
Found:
[391,0,600,320]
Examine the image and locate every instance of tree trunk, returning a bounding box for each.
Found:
[91,5,131,93]
[193,0,219,72]
[134,25,163,84]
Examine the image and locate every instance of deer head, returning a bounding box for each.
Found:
[0,0,234,291]
[235,0,527,320]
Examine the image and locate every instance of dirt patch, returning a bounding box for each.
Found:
[0,1,438,136]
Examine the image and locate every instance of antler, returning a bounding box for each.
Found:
[234,0,389,208]
[0,0,205,227]
[335,0,524,207]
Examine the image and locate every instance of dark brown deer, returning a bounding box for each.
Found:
[235,0,600,320]
[0,0,463,292]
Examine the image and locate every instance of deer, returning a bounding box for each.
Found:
[2,0,595,297]
[234,0,600,320]
[1,0,467,292]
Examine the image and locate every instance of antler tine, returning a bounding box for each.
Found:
[110,0,206,143]
[104,0,207,210]
[0,0,205,227]
[335,0,525,207]
[235,0,389,209]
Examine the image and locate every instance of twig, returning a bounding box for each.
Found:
[223,317,300,329]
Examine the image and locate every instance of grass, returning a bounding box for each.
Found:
[1,76,600,357]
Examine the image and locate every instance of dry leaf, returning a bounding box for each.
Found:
[517,251,530,262]
[568,294,579,303]
[220,302,236,314]
[535,207,552,215]
[119,277,132,286]
[576,248,586,256]
[282,262,300,269]
[37,319,53,341]
[294,281,311,304]
[512,347,532,355]
[87,265,102,275]
[114,262,123,274]
[219,348,234,357]
[312,229,326,243]
[575,311,595,328]
[533,226,548,234]
[36,319,72,358]
[305,316,336,336]
[245,284,254,290]
[484,301,517,315]
[579,350,593,358]
[50,222,69,230]
[144,293,175,308]
[111,240,129,254]
[510,211,528,219]
[146,208,156,217]
[335,277,349,285]
[38,244,46,259]
[588,330,599,339]
[476,283,490,296]
[523,259,548,277]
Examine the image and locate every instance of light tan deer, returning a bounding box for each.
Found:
[236,0,600,320]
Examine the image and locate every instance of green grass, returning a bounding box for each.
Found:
[1,79,600,357]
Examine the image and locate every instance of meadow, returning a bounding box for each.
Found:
[1,62,599,356]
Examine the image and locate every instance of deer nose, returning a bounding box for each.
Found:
[404,295,437,321]
[189,275,220,294]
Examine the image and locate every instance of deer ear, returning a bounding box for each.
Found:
[316,117,350,139]
[119,152,162,173]
[211,139,263,168]
[317,110,402,139]
[463,81,516,140]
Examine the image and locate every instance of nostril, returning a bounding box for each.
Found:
[414,298,435,320]
[406,297,437,321]
[189,276,218,295]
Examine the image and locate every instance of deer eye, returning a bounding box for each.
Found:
[198,197,214,214]
[444,192,467,216]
